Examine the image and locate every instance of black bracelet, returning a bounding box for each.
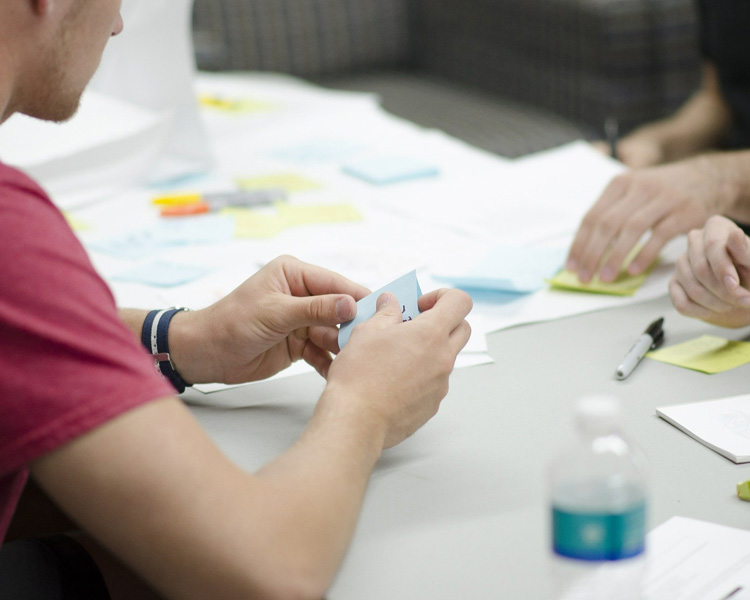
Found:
[141,307,191,393]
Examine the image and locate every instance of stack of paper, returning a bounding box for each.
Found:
[656,394,750,463]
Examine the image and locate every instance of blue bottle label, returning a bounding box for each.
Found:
[552,502,646,561]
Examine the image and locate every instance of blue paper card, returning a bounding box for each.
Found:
[434,245,567,294]
[342,156,439,185]
[338,270,422,349]
[112,261,213,287]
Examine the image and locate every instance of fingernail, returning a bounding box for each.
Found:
[724,275,739,290]
[600,266,615,282]
[336,297,353,320]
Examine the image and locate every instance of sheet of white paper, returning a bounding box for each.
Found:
[642,517,750,599]
[657,393,750,463]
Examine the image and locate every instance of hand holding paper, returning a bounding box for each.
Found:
[338,270,423,349]
[167,255,369,385]
[328,283,473,448]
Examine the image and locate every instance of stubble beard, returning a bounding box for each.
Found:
[21,14,87,123]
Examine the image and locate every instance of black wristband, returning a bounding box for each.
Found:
[141,307,191,393]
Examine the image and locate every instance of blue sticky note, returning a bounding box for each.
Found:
[338,270,422,349]
[88,215,235,259]
[342,156,439,185]
[112,261,213,287]
[434,245,567,294]
[88,229,165,260]
[271,138,365,164]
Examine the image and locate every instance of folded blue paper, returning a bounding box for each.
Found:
[434,245,567,293]
[112,261,213,287]
[342,156,439,185]
[338,270,422,349]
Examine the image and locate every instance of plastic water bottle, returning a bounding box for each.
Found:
[549,395,648,600]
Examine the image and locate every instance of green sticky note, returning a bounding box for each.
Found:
[738,480,750,501]
[236,174,323,194]
[647,335,750,374]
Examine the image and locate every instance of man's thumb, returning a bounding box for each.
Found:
[287,294,356,329]
[374,292,403,322]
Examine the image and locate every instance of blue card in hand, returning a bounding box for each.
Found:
[338,270,422,349]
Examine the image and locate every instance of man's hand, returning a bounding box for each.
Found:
[323,288,472,449]
[169,255,370,384]
[670,216,750,328]
[566,155,736,283]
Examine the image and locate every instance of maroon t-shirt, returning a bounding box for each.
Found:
[0,162,173,541]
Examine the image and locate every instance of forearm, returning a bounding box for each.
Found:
[627,63,732,162]
[33,395,386,600]
[701,151,750,223]
[118,307,210,385]
[247,388,385,593]
[119,308,149,339]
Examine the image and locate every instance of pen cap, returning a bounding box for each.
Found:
[575,395,622,436]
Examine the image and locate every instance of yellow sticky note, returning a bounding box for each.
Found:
[646,335,750,374]
[548,268,649,296]
[224,208,285,239]
[737,480,750,501]
[236,174,323,194]
[277,203,362,227]
[63,212,90,232]
[198,94,274,114]
[548,246,655,296]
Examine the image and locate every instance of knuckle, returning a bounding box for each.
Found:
[684,280,705,301]
[622,218,647,238]
[692,258,711,280]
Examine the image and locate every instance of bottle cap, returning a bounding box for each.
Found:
[575,395,622,434]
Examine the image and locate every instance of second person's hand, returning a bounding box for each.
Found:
[566,156,736,284]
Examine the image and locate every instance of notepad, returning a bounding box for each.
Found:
[656,394,750,463]
[647,335,750,374]
[342,156,439,185]
[338,270,422,349]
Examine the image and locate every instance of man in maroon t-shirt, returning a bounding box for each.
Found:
[0,2,472,598]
